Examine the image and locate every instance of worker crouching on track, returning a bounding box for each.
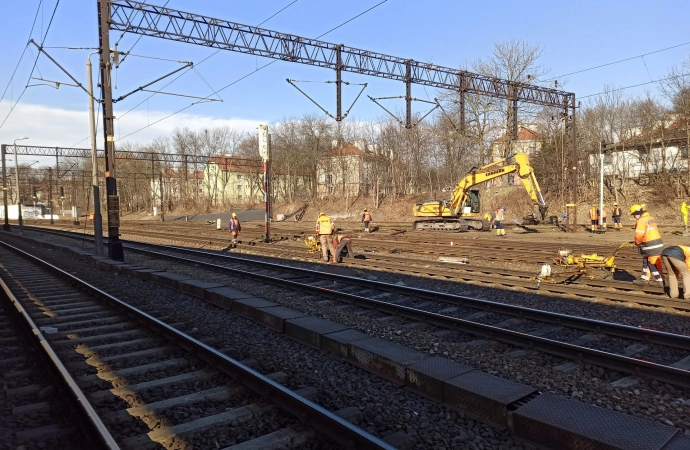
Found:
[494,207,506,236]
[630,204,663,284]
[228,213,241,247]
[661,246,690,299]
[361,208,372,233]
[316,212,337,263]
[333,235,354,263]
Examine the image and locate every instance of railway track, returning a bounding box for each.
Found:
[7,227,690,449]
[0,239,392,449]
[30,225,683,311]
[0,276,100,449]
[121,240,690,389]
[30,221,654,272]
[28,228,689,389]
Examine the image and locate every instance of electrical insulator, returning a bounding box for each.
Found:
[32,186,37,197]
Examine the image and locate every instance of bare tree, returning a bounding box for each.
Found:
[660,54,690,191]
[473,39,548,153]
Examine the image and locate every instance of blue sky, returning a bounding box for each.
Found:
[1,0,690,165]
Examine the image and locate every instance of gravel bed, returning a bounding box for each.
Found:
[11,232,531,450]
[0,292,90,450]
[120,240,690,433]
[18,231,690,434]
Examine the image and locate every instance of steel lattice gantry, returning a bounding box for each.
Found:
[108,1,578,225]
[110,1,572,107]
[8,144,259,166]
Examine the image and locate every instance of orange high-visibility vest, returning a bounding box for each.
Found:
[589,207,597,220]
[635,212,663,256]
[612,207,622,217]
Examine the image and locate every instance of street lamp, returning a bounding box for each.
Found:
[599,141,608,231]
[13,137,28,234]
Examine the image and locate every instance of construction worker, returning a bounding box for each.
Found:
[630,204,664,284]
[589,204,598,232]
[316,212,337,263]
[332,235,354,263]
[612,202,622,230]
[661,246,690,299]
[494,207,506,236]
[228,213,241,246]
[682,201,688,229]
[598,204,607,231]
[361,208,372,233]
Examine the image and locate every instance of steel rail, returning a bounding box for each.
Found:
[112,227,675,302]
[24,227,676,304]
[125,241,690,349]
[0,257,120,449]
[22,225,680,305]
[0,239,394,450]
[119,241,690,388]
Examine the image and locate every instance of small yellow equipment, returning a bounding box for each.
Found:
[553,241,636,272]
[534,241,636,289]
[304,235,320,254]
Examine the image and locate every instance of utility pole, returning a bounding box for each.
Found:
[599,141,605,231]
[258,124,271,242]
[2,145,9,231]
[49,168,53,224]
[159,171,165,221]
[97,0,124,261]
[87,53,104,255]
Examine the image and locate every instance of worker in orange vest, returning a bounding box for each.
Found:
[589,204,598,232]
[361,208,372,233]
[631,204,663,284]
[598,205,607,231]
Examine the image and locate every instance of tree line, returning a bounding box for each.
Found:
[15,41,690,216]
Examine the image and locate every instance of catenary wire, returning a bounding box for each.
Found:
[578,72,690,100]
[0,0,44,106]
[543,40,690,83]
[117,0,389,141]
[71,0,302,147]
[0,0,60,131]
[117,0,300,115]
[116,0,171,67]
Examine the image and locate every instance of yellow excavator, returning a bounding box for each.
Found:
[412,152,547,231]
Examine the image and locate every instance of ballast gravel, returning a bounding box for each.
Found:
[10,232,530,450]
[17,230,690,440]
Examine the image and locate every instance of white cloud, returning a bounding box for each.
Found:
[0,100,263,150]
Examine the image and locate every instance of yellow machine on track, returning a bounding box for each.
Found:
[534,241,636,288]
[412,152,547,232]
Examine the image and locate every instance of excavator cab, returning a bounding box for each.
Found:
[461,190,481,215]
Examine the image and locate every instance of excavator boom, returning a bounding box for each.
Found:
[413,152,547,232]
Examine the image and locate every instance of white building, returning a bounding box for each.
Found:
[316,141,391,199]
[589,121,689,178]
